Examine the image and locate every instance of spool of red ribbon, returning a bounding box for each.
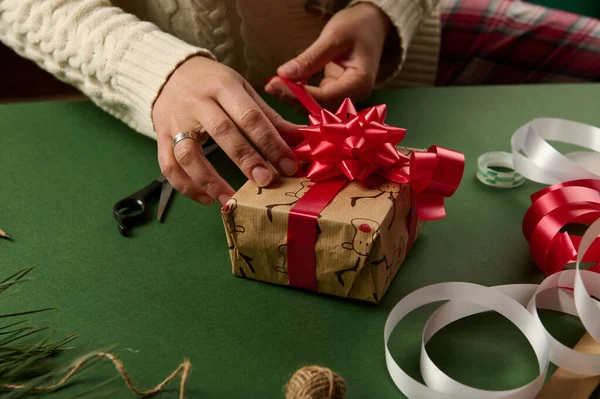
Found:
[277,78,465,291]
[523,179,600,275]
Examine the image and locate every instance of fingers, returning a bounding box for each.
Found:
[215,87,299,176]
[196,99,282,190]
[307,65,373,111]
[245,81,305,145]
[158,85,302,207]
[264,79,309,115]
[267,66,371,112]
[170,127,236,205]
[320,62,345,86]
[156,132,215,205]
[277,30,349,81]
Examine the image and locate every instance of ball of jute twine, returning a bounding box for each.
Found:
[285,365,347,399]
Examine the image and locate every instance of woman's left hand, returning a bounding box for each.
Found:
[265,2,392,111]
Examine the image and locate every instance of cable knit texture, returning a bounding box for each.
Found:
[0,0,441,139]
[349,0,441,86]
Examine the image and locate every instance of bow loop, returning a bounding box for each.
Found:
[321,109,342,124]
[336,98,358,121]
[306,162,342,182]
[360,107,382,124]
[298,125,323,146]
[320,123,347,145]
[410,146,466,220]
[311,141,343,163]
[363,124,390,144]
[294,141,313,162]
[387,126,407,145]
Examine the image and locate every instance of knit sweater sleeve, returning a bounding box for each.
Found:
[347,0,441,85]
[0,0,215,139]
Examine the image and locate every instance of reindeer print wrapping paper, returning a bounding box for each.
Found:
[221,173,425,304]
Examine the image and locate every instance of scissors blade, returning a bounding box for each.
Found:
[203,142,219,157]
[157,179,174,221]
[154,144,217,222]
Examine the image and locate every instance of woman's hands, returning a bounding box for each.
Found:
[152,56,302,206]
[152,3,392,206]
[266,2,392,112]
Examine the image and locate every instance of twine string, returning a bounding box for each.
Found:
[4,352,190,399]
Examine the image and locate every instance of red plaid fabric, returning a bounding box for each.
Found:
[436,0,600,85]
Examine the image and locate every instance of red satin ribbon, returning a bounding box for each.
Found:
[287,178,348,290]
[279,78,465,291]
[523,179,600,275]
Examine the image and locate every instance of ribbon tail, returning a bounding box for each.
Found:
[415,193,446,221]
[278,77,323,115]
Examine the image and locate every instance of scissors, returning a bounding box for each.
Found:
[113,141,220,236]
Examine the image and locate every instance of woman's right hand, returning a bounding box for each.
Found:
[152,56,302,206]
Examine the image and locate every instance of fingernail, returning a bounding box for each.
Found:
[198,195,213,205]
[251,165,274,187]
[279,63,298,78]
[279,157,298,176]
[218,194,231,206]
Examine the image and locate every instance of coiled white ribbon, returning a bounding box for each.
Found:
[385,219,600,398]
[477,118,600,187]
[387,117,600,398]
[512,118,600,184]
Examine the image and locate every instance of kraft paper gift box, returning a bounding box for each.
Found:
[222,165,425,303]
[221,79,465,303]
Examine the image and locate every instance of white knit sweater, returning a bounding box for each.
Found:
[0,0,441,139]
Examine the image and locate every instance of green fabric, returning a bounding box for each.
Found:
[1,83,599,398]
[528,0,600,17]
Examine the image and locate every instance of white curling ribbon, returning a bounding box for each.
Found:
[511,118,600,184]
[385,219,600,398]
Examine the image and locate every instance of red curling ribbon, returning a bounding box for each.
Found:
[523,179,600,275]
[277,77,465,291]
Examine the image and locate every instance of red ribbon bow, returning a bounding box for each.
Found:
[283,78,465,221]
[294,99,409,184]
[277,78,465,291]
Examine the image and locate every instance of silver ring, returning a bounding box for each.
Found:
[172,131,207,148]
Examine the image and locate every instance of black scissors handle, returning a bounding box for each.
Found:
[113,178,164,236]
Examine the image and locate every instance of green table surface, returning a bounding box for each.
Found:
[1,83,600,398]
[529,0,600,17]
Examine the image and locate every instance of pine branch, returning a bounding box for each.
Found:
[0,266,80,393]
[0,266,191,398]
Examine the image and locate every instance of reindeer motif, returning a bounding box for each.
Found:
[237,253,255,277]
[265,180,314,222]
[350,180,403,230]
[222,199,255,276]
[274,244,287,274]
[335,218,380,287]
[370,237,405,293]
[222,198,245,235]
